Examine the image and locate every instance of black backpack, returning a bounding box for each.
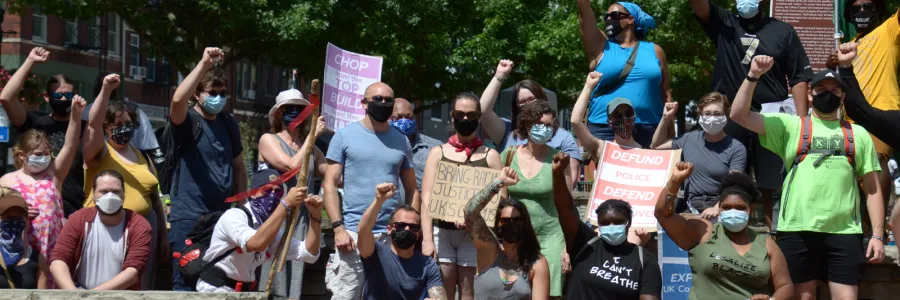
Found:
[156,110,238,194]
[172,206,252,288]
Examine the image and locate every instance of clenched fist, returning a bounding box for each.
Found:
[375,183,396,201]
[749,56,774,78]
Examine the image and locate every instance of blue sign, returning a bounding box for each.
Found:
[0,126,8,143]
[658,227,691,300]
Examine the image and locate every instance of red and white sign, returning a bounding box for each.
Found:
[585,143,680,230]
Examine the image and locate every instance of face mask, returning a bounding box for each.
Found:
[201,95,227,115]
[390,118,417,136]
[852,10,878,32]
[599,224,628,246]
[529,124,553,145]
[720,209,750,232]
[736,0,760,19]
[604,19,624,38]
[282,109,302,125]
[610,118,636,140]
[110,124,136,145]
[497,222,524,244]
[699,115,728,135]
[453,118,479,137]
[390,229,417,250]
[27,155,51,172]
[249,191,281,224]
[366,101,394,123]
[96,192,124,214]
[49,98,72,116]
[812,91,842,114]
[0,219,25,268]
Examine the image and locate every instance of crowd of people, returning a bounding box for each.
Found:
[0,0,896,300]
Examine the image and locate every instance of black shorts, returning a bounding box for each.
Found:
[776,231,864,285]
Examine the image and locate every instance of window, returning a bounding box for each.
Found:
[107,14,120,56]
[32,6,47,42]
[65,21,78,45]
[160,59,169,84]
[88,17,101,49]
[146,57,156,82]
[236,62,257,100]
[128,34,140,66]
[430,103,443,120]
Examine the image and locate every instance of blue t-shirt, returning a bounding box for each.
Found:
[362,242,443,300]
[498,119,582,162]
[170,112,243,222]
[326,122,413,233]
[589,40,663,125]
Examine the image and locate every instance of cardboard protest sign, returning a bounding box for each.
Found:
[585,143,680,230]
[322,43,384,131]
[427,161,502,226]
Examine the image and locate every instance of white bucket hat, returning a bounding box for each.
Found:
[269,89,311,126]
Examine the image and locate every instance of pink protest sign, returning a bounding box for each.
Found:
[322,43,384,131]
[585,143,680,230]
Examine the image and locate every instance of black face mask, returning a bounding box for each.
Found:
[49,99,72,116]
[852,10,879,32]
[366,102,394,123]
[812,92,842,114]
[496,222,523,244]
[604,20,624,38]
[453,119,479,137]
[110,124,137,145]
[390,229,417,250]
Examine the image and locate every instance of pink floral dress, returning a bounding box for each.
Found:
[12,174,64,264]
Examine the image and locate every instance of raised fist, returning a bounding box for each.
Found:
[749,56,774,78]
[585,71,602,87]
[201,47,224,66]
[70,95,87,116]
[28,47,49,63]
[662,102,678,122]
[498,167,519,186]
[670,161,694,184]
[496,60,514,78]
[375,183,396,201]
[837,42,858,66]
[552,152,570,173]
[102,74,121,91]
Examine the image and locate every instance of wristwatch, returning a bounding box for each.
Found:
[331,220,344,229]
[746,75,759,82]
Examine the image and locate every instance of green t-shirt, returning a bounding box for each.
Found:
[759,113,881,234]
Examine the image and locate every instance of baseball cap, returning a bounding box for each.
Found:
[269,89,311,126]
[607,98,634,115]
[810,70,846,90]
[0,193,27,215]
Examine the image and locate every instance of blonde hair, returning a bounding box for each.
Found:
[12,130,50,169]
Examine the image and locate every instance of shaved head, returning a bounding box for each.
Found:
[364,82,394,99]
[392,98,414,120]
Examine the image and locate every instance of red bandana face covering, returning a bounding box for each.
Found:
[448,134,484,158]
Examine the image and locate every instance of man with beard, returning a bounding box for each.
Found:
[358,183,445,300]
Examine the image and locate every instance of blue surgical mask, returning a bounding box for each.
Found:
[390,119,417,136]
[0,219,25,267]
[599,224,628,246]
[201,95,227,115]
[529,124,553,145]
[27,155,51,172]
[720,209,750,232]
[736,0,760,19]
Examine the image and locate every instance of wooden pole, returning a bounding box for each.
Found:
[264,109,319,296]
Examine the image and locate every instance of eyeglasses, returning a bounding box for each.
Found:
[450,110,481,120]
[605,11,631,20]
[700,112,725,118]
[516,97,538,107]
[51,92,75,101]
[203,90,229,98]
[498,217,525,225]
[391,222,421,232]
[391,114,415,121]
[365,95,395,104]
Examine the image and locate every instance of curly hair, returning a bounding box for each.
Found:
[697,92,731,115]
[717,172,760,205]
[514,101,558,140]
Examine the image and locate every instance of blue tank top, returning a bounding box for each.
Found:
[588,40,663,125]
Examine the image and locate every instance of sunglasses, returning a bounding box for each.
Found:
[498,217,526,225]
[203,90,229,98]
[366,95,395,104]
[853,2,875,11]
[51,92,75,101]
[392,222,422,232]
[450,110,481,120]
[605,11,631,20]
[282,105,307,113]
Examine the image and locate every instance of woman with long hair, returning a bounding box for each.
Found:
[655,162,793,299]
[464,167,549,299]
[421,92,502,300]
[576,0,671,147]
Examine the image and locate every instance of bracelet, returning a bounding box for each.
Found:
[746,75,759,83]
[280,199,290,210]
[871,235,885,242]
[494,75,507,82]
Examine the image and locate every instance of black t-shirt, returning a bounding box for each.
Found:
[16,112,87,217]
[565,223,661,300]
[0,247,39,289]
[699,2,813,111]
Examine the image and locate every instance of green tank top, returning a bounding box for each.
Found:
[688,223,771,300]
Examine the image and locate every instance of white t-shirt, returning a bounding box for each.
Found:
[195,203,319,292]
[76,214,125,289]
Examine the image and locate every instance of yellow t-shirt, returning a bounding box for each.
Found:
[851,11,900,113]
[84,143,159,216]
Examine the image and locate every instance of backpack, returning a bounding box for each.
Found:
[156,110,239,194]
[781,116,857,222]
[172,206,252,288]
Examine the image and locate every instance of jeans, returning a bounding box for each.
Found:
[587,122,658,148]
[169,219,197,291]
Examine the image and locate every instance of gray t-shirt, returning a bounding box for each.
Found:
[672,131,747,197]
[326,121,413,233]
[76,214,125,289]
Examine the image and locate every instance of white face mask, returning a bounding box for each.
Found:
[26,155,51,172]
[96,192,123,214]
[699,115,727,134]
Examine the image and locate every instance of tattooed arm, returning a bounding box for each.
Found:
[465,167,519,273]
[427,286,449,300]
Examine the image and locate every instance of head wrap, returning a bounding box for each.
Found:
[617,2,657,38]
